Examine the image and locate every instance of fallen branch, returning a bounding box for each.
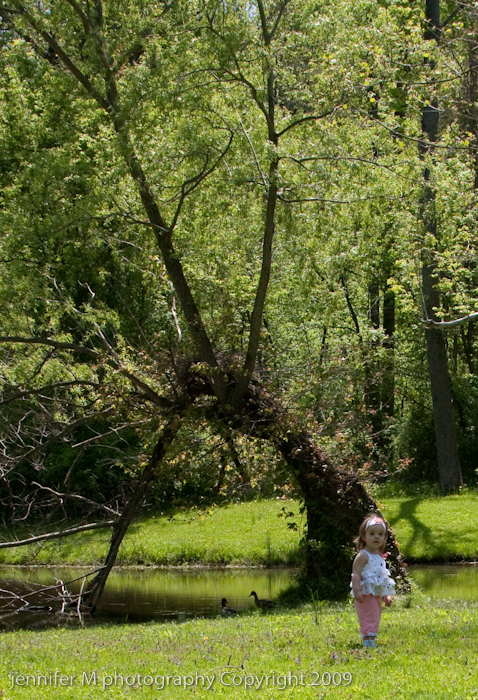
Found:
[0,521,116,549]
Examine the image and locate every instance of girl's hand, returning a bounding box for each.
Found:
[384,595,392,607]
[354,589,363,603]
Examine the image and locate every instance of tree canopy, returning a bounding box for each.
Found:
[0,0,477,603]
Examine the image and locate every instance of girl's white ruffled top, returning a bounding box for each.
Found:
[350,550,396,597]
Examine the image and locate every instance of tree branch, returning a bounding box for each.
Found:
[10,0,109,110]
[256,0,270,45]
[277,106,339,138]
[0,335,172,408]
[422,311,478,329]
[0,336,99,358]
[169,132,235,232]
[63,0,92,35]
[232,157,279,405]
[269,0,293,43]
[0,521,116,549]
[0,381,101,407]
[31,483,121,516]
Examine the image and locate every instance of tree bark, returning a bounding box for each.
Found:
[0,521,116,549]
[422,264,463,492]
[84,415,183,613]
[419,0,462,492]
[216,375,409,596]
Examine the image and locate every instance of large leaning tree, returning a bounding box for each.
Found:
[0,0,409,610]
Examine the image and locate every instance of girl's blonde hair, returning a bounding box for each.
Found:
[353,513,389,552]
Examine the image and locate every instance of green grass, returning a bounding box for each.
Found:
[2,489,478,567]
[0,499,304,567]
[1,595,478,699]
[374,488,478,562]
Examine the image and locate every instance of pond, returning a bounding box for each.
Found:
[408,563,478,599]
[0,563,477,631]
[0,566,297,631]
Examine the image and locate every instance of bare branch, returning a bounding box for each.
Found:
[0,335,171,408]
[31,483,121,516]
[3,407,115,467]
[0,381,101,407]
[71,418,150,448]
[422,311,478,329]
[0,520,116,549]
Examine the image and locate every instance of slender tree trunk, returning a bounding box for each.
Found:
[382,283,395,421]
[365,278,395,469]
[422,264,462,491]
[85,415,182,613]
[420,0,462,492]
[366,281,384,465]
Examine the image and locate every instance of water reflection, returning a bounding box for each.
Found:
[1,563,477,632]
[409,563,478,599]
[0,567,297,631]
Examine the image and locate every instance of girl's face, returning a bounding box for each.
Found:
[364,525,386,553]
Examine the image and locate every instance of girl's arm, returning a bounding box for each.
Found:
[351,550,368,603]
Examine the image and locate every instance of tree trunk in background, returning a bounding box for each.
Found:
[382,283,395,422]
[366,278,395,470]
[422,265,463,492]
[420,0,463,492]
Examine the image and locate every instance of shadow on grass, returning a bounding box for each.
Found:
[387,497,435,559]
[389,498,435,549]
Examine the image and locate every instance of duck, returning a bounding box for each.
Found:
[249,591,277,609]
[221,598,237,616]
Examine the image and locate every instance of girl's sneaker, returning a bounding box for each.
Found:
[363,639,377,648]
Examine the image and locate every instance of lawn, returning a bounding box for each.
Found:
[1,490,478,566]
[0,499,304,567]
[1,492,478,699]
[1,595,477,699]
[375,488,478,562]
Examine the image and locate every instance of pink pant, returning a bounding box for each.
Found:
[354,594,383,636]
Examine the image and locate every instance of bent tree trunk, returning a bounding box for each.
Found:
[277,430,407,595]
[84,415,183,613]
[221,377,408,597]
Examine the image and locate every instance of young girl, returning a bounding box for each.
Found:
[351,514,396,648]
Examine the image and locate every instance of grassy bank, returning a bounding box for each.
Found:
[1,490,478,567]
[0,499,304,567]
[1,595,477,699]
[375,487,478,562]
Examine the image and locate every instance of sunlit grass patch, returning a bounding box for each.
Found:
[376,489,478,561]
[1,490,478,566]
[1,596,478,699]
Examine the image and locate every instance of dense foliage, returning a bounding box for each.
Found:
[0,0,476,598]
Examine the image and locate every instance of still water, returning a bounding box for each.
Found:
[0,566,296,631]
[0,564,476,631]
[408,563,478,599]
